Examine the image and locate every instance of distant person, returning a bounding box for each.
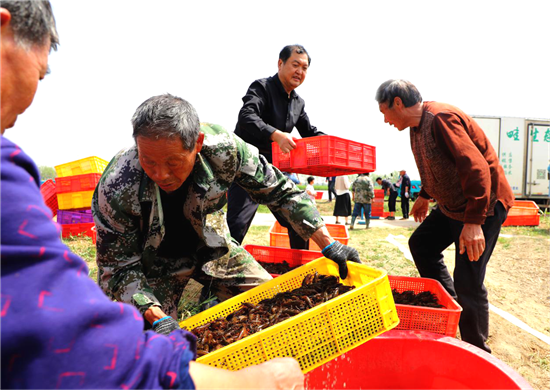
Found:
[326,176,337,201]
[285,172,301,185]
[350,173,374,229]
[227,44,325,250]
[0,2,304,388]
[306,176,317,203]
[333,175,352,225]
[376,177,398,220]
[398,169,411,220]
[375,79,514,353]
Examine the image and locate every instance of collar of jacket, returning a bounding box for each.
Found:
[272,73,298,100]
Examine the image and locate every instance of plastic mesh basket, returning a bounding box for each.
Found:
[389,275,462,336]
[269,221,348,251]
[243,244,322,277]
[57,190,94,210]
[56,173,102,194]
[272,135,376,176]
[61,222,95,240]
[55,156,108,178]
[502,200,540,226]
[180,258,399,373]
[40,179,58,217]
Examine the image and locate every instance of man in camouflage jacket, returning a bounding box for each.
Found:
[92,94,360,335]
[350,173,375,229]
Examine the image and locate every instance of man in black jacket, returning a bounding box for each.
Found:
[227,44,325,249]
[399,169,411,220]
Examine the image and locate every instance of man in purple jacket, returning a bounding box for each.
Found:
[0,2,303,388]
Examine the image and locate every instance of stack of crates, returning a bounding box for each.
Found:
[371,189,385,218]
[54,156,108,240]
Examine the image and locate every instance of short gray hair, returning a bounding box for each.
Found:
[131,94,201,151]
[375,79,422,108]
[1,1,59,51]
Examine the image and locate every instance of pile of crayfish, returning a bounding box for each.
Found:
[392,289,444,308]
[258,260,296,274]
[191,272,355,356]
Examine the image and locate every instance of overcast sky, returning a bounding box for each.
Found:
[5,0,550,181]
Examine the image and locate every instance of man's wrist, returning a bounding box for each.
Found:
[144,305,167,325]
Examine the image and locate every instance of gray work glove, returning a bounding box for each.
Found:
[152,316,180,335]
[322,241,361,279]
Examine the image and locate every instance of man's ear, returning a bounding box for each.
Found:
[195,132,205,153]
[0,8,11,27]
[393,96,403,108]
[277,58,283,71]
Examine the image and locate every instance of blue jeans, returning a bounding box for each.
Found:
[352,202,371,220]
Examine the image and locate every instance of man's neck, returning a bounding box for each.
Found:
[408,102,424,128]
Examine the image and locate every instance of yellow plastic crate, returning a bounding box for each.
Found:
[179,258,399,373]
[55,156,108,178]
[57,190,94,210]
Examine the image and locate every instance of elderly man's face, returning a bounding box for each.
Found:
[136,133,204,193]
[278,51,309,94]
[378,101,408,131]
[0,36,50,133]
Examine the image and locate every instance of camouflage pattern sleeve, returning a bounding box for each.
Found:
[92,148,162,314]
[230,130,325,239]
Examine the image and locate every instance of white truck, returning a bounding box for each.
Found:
[472,116,550,201]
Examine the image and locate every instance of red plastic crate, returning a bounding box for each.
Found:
[374,189,385,198]
[314,192,323,200]
[55,173,102,194]
[91,226,97,244]
[502,200,540,226]
[269,221,349,251]
[272,135,376,176]
[57,209,94,224]
[389,275,462,336]
[40,179,58,217]
[243,245,323,277]
[61,222,95,240]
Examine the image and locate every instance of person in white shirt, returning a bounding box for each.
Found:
[305,176,317,204]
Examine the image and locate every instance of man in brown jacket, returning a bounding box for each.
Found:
[375,79,514,353]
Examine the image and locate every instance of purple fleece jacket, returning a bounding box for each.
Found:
[1,136,196,389]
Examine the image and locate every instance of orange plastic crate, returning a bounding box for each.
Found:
[269,221,349,251]
[389,275,462,336]
[61,222,95,240]
[243,244,323,277]
[374,189,385,198]
[56,173,102,194]
[502,200,540,226]
[40,179,58,217]
[272,135,376,176]
[315,192,323,200]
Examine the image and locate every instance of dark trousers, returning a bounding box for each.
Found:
[388,191,398,212]
[328,182,337,201]
[408,202,507,353]
[401,195,409,218]
[226,182,309,249]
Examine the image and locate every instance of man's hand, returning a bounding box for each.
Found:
[271,130,297,153]
[152,316,180,335]
[405,192,409,198]
[321,241,361,279]
[411,196,430,223]
[459,224,485,261]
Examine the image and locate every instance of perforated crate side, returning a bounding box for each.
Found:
[57,190,94,210]
[180,258,399,373]
[55,156,108,178]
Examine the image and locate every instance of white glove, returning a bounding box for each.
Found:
[405,192,409,198]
